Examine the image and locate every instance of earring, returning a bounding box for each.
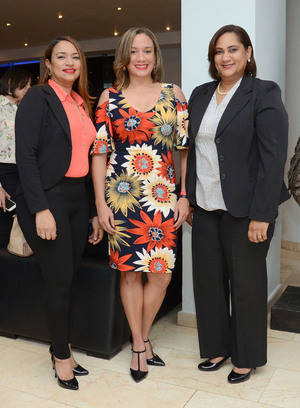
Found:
[48,68,52,76]
[122,66,126,72]
[248,58,251,63]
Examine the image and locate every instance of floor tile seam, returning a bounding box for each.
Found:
[181,386,267,406]
[257,367,279,404]
[79,365,199,392]
[0,383,76,407]
[266,364,300,373]
[182,389,197,407]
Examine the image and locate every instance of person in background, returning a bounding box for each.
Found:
[0,67,31,247]
[186,24,289,384]
[92,27,189,383]
[15,36,103,391]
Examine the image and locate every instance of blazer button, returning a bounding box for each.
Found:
[216,138,221,144]
[219,154,224,161]
[221,173,226,180]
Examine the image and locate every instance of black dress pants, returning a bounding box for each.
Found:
[16,177,89,359]
[0,163,18,248]
[192,206,274,368]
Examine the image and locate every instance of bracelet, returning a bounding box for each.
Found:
[179,194,188,198]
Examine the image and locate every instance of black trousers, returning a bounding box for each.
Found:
[0,163,18,248]
[16,178,89,359]
[192,206,274,368]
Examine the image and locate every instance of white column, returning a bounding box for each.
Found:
[282,0,300,249]
[179,0,286,326]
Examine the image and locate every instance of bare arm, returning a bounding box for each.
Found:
[173,84,190,229]
[91,89,116,234]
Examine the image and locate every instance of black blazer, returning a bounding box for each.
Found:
[15,85,96,216]
[186,75,289,223]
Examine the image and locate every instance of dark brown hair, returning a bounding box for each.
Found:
[208,24,257,79]
[40,36,93,116]
[114,27,164,90]
[0,67,31,97]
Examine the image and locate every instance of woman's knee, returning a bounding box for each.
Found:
[147,273,172,290]
[121,271,142,286]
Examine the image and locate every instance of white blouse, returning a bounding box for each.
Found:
[195,78,241,211]
[0,95,17,165]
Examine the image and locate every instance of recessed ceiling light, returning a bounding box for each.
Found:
[114,30,119,36]
[58,12,63,19]
[117,7,122,11]
[166,25,171,31]
[6,22,12,27]
[24,42,28,47]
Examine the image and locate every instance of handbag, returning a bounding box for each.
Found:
[7,215,33,257]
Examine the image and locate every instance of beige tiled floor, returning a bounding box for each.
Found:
[0,249,300,408]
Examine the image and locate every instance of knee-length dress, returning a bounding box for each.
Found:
[92,83,189,273]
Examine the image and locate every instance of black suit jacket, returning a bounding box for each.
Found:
[15,85,96,216]
[186,75,289,223]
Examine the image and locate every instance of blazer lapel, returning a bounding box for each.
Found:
[42,86,71,144]
[216,75,253,137]
[190,82,217,140]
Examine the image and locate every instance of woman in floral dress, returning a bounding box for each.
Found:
[92,27,189,382]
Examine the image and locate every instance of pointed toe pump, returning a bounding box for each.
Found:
[198,356,230,372]
[49,346,79,390]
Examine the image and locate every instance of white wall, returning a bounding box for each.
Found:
[282,0,300,244]
[181,0,286,316]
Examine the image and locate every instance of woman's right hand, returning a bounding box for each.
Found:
[97,202,115,234]
[0,186,10,212]
[35,209,57,240]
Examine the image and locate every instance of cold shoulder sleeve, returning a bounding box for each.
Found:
[91,99,115,154]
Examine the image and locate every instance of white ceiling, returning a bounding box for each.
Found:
[0,0,181,50]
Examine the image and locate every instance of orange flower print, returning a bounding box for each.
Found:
[157,151,177,184]
[95,101,111,126]
[109,250,135,271]
[114,107,154,145]
[128,210,176,252]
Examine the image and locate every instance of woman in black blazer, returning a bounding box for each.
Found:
[15,36,103,390]
[186,25,289,383]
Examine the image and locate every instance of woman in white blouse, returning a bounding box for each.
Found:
[0,68,31,247]
[186,25,289,384]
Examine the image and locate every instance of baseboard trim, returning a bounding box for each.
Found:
[177,311,197,328]
[282,240,300,252]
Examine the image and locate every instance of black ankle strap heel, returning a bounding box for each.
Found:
[144,339,165,367]
[130,348,148,383]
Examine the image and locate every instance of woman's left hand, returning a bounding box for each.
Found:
[88,216,104,245]
[248,220,269,243]
[174,197,190,230]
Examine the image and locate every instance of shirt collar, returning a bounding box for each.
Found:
[48,79,84,107]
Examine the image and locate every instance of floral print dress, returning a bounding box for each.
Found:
[92,83,189,273]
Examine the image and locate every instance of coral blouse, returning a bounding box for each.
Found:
[49,79,96,177]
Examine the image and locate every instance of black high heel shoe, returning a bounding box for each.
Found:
[49,346,89,376]
[198,356,230,371]
[144,339,165,366]
[49,348,79,390]
[130,349,148,383]
[227,368,255,384]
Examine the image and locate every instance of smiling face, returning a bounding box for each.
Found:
[127,33,156,80]
[45,40,81,88]
[214,32,251,82]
